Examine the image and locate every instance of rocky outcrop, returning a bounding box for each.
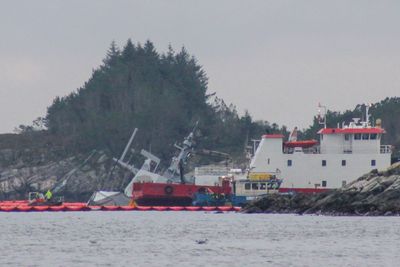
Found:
[242,162,400,216]
[0,150,133,201]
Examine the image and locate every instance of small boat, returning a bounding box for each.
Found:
[27,192,63,206]
[284,140,318,148]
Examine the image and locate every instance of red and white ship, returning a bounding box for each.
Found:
[249,104,392,193]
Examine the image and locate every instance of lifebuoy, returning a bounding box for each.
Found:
[164,185,174,195]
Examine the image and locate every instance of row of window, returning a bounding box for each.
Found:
[287,159,376,167]
[244,182,276,190]
[321,134,379,141]
[352,133,378,140]
[315,180,347,188]
[244,180,349,189]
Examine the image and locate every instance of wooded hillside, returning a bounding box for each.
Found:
[42,40,285,164]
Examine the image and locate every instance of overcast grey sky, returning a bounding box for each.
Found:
[1,0,399,133]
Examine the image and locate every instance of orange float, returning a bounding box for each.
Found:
[119,206,136,211]
[49,206,65,211]
[152,206,169,211]
[169,206,185,211]
[1,206,17,212]
[201,206,216,211]
[217,206,233,212]
[33,206,49,211]
[136,206,151,211]
[101,206,120,211]
[17,206,33,212]
[65,205,85,211]
[185,206,201,211]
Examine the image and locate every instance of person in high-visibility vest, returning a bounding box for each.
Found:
[44,190,53,201]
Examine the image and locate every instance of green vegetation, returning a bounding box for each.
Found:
[42,40,286,163]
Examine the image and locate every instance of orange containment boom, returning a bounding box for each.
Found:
[0,201,241,212]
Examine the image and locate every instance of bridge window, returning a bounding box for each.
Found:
[342,180,347,187]
[371,159,376,166]
[252,183,259,190]
[322,160,327,166]
[260,183,267,190]
[245,183,250,190]
[344,134,350,141]
[287,160,292,166]
[370,133,377,140]
[354,134,361,140]
[267,158,270,164]
[342,160,346,166]
[322,180,327,187]
[362,134,369,140]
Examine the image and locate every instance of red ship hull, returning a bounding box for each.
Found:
[132,182,232,206]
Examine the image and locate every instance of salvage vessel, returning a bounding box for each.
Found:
[249,104,392,193]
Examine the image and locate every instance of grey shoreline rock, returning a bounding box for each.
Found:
[242,162,400,216]
[0,150,133,202]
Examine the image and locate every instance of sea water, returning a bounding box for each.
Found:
[0,211,399,267]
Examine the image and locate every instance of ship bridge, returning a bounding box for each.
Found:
[318,126,390,155]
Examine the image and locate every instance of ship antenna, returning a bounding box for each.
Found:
[318,103,327,129]
[365,103,371,126]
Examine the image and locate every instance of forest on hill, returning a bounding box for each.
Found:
[37,40,286,165]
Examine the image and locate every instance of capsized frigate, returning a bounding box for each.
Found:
[88,123,231,206]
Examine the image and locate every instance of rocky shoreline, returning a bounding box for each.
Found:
[242,162,400,216]
[0,149,133,201]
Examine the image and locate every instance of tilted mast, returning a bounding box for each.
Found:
[162,122,198,184]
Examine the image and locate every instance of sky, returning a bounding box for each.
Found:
[0,0,399,133]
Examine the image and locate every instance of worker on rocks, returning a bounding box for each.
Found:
[44,189,53,201]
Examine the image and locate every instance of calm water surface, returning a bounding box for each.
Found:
[0,211,399,267]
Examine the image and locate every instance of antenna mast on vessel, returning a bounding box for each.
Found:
[365,103,371,126]
[112,128,139,174]
[317,103,327,129]
[163,121,199,183]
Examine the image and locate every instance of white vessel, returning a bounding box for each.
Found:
[249,105,392,193]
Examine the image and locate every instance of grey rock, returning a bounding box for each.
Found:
[243,163,400,216]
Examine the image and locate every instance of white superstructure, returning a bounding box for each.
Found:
[250,114,392,193]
